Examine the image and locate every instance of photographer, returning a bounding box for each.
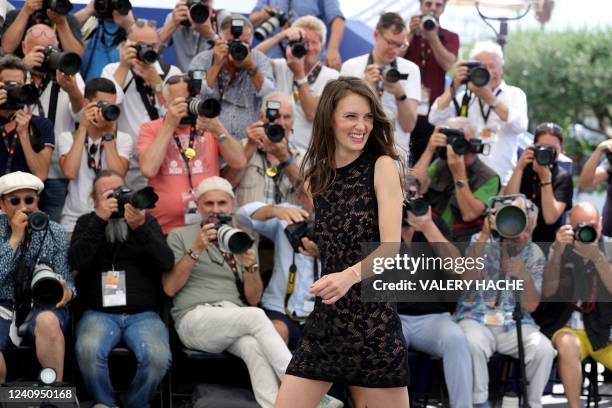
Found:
[229,92,303,208]
[101,19,182,190]
[249,0,345,69]
[256,16,339,151]
[404,0,459,165]
[69,169,173,408]
[505,122,573,243]
[412,117,500,241]
[137,74,245,235]
[159,0,230,72]
[0,55,54,181]
[1,0,83,58]
[579,139,612,236]
[0,171,74,383]
[340,12,420,161]
[189,14,275,141]
[460,195,554,408]
[429,41,528,186]
[22,23,85,222]
[164,176,293,408]
[58,78,131,234]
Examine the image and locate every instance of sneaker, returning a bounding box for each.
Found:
[317,394,344,408]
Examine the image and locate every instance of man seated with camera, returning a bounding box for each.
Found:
[340,12,420,161]
[189,14,275,141]
[254,16,340,151]
[69,169,173,408]
[579,139,612,237]
[137,73,245,235]
[101,19,182,190]
[22,23,85,222]
[1,0,83,57]
[74,0,136,81]
[404,0,459,165]
[58,77,131,234]
[505,122,573,244]
[412,117,500,242]
[229,92,303,208]
[534,202,612,408]
[459,194,554,408]
[165,176,293,408]
[0,55,55,182]
[159,0,230,72]
[429,41,528,187]
[0,171,74,384]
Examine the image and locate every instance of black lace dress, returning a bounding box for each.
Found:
[285,152,410,387]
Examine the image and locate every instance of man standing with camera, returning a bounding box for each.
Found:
[579,139,612,236]
[189,14,275,141]
[58,77,131,234]
[102,20,182,190]
[340,12,420,162]
[505,123,573,243]
[429,41,528,187]
[0,55,54,182]
[404,0,459,165]
[413,117,500,241]
[70,169,174,408]
[0,171,74,384]
[22,23,85,222]
[165,176,294,408]
[137,74,245,235]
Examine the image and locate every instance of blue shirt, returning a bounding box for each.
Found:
[237,202,319,317]
[81,21,122,82]
[252,0,344,58]
[0,215,75,303]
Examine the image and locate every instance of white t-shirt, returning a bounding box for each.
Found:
[58,131,132,232]
[273,59,340,151]
[340,54,421,159]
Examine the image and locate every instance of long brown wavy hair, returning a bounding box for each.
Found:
[299,76,401,197]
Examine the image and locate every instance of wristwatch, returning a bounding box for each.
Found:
[102,133,114,142]
[489,98,499,109]
[217,132,228,144]
[277,157,293,172]
[153,82,163,93]
[455,179,467,189]
[246,66,259,77]
[187,248,200,261]
[245,263,259,274]
[295,77,308,86]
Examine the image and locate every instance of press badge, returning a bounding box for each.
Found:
[102,270,127,307]
[481,125,499,144]
[484,310,504,326]
[182,191,201,225]
[416,86,430,116]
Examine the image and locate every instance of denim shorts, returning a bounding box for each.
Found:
[22,307,71,346]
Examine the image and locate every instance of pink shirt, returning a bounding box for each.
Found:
[137,119,220,234]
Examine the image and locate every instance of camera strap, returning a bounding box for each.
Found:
[478,89,502,124]
[173,126,199,192]
[131,62,171,121]
[283,252,319,322]
[216,68,240,103]
[219,249,248,305]
[1,123,19,175]
[84,136,104,174]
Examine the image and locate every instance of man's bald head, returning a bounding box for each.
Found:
[570,202,602,239]
[22,24,58,55]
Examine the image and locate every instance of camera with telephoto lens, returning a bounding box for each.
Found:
[284,221,316,252]
[111,186,159,218]
[0,81,38,110]
[254,8,288,41]
[96,101,121,121]
[214,213,254,254]
[26,210,49,232]
[94,0,132,19]
[488,194,531,239]
[439,128,470,155]
[181,0,209,26]
[380,65,409,83]
[264,100,285,143]
[573,223,597,243]
[288,36,308,59]
[228,19,249,62]
[31,260,64,309]
[530,145,557,166]
[183,97,221,126]
[38,46,82,76]
[421,13,438,31]
[42,0,73,15]
[134,43,158,65]
[461,60,490,88]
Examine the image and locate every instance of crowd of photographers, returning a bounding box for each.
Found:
[0,0,609,407]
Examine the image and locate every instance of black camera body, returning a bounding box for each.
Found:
[530,145,557,167]
[254,8,288,41]
[264,100,284,143]
[439,128,470,155]
[96,101,121,121]
[181,0,209,26]
[27,211,49,232]
[43,0,73,15]
[462,60,490,87]
[289,38,308,59]
[0,81,38,110]
[405,197,429,217]
[111,186,159,218]
[38,46,82,76]
[380,65,408,83]
[94,0,132,19]
[421,13,438,31]
[573,223,597,243]
[284,221,316,252]
[134,43,158,65]
[229,19,249,62]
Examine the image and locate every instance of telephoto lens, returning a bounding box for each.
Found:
[43,46,82,75]
[254,9,287,41]
[406,197,429,216]
[188,0,209,24]
[574,223,597,243]
[421,13,438,31]
[31,262,64,309]
[46,0,73,15]
[187,97,221,118]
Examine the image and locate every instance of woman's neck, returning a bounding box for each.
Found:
[334,147,362,168]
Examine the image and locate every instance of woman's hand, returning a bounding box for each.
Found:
[310,269,358,304]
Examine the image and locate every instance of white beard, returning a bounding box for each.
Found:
[105,218,129,243]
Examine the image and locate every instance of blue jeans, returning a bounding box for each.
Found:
[39,179,68,223]
[75,310,172,407]
[400,313,473,408]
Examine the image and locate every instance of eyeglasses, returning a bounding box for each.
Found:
[534,122,563,138]
[165,74,191,86]
[7,195,36,206]
[25,26,57,39]
[379,32,408,52]
[424,1,445,8]
[134,18,158,29]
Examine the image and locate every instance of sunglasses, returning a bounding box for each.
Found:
[7,195,36,206]
[134,18,158,29]
[165,74,191,86]
[534,122,563,138]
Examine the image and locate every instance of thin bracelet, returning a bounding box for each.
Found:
[348,265,360,281]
